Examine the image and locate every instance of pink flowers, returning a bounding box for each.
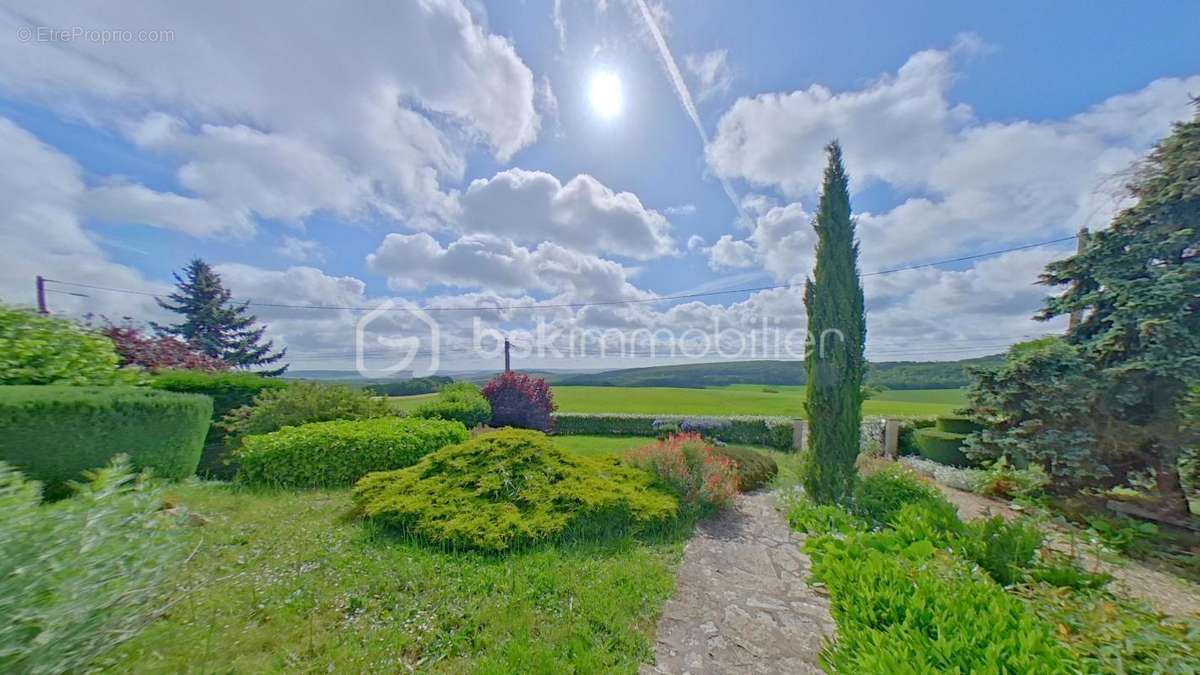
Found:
[625,433,738,512]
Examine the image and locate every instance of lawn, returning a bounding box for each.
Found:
[392,385,966,417]
[98,481,687,673]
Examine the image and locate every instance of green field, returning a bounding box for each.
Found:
[390,385,966,418]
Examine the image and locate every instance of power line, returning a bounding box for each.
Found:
[41,234,1077,315]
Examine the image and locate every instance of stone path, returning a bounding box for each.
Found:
[641,491,835,674]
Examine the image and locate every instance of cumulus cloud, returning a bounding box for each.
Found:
[82,183,253,239]
[454,169,676,259]
[277,236,327,263]
[685,49,734,102]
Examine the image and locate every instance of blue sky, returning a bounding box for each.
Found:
[1,2,1197,372]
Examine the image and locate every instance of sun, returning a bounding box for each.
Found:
[588,70,623,119]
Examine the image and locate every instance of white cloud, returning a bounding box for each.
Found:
[82,183,253,239]
[665,203,697,216]
[686,234,706,251]
[454,169,676,259]
[685,49,733,102]
[277,236,326,263]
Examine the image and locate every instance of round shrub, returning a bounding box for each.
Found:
[481,371,556,431]
[353,429,678,552]
[852,465,952,527]
[625,433,739,513]
[0,305,125,385]
[712,446,778,491]
[913,427,972,466]
[0,386,212,497]
[221,381,392,450]
[409,382,491,428]
[237,417,468,488]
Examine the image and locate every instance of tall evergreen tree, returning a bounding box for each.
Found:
[802,142,867,504]
[155,259,288,375]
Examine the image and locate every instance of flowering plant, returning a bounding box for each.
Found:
[625,433,738,513]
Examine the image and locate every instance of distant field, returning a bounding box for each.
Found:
[390,385,966,418]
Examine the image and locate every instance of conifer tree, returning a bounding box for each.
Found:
[155,259,288,375]
[802,142,867,504]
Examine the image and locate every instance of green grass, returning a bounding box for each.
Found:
[98,481,687,673]
[552,434,651,458]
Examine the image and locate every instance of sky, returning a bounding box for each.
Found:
[0,1,1197,374]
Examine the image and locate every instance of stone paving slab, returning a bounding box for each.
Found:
[641,491,835,674]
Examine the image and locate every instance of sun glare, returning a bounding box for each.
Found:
[588,70,623,119]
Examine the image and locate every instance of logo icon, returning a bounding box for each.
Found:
[355,300,440,378]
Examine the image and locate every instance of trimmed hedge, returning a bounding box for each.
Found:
[409,382,491,428]
[0,386,211,497]
[913,427,972,467]
[712,446,778,491]
[554,413,794,450]
[936,415,982,435]
[897,417,937,456]
[237,417,469,488]
[150,370,287,478]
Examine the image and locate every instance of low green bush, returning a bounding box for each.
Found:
[961,515,1044,586]
[237,417,468,488]
[1029,553,1113,591]
[0,457,185,674]
[936,415,982,435]
[897,417,936,456]
[353,429,678,552]
[151,370,287,478]
[913,427,972,466]
[409,382,491,428]
[0,305,130,386]
[0,386,211,497]
[787,497,867,535]
[711,446,778,491]
[221,381,392,451]
[851,465,951,527]
[554,413,794,450]
[971,455,1049,499]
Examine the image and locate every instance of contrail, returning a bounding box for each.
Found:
[630,0,744,219]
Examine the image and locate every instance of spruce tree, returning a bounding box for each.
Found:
[155,259,288,375]
[802,142,867,504]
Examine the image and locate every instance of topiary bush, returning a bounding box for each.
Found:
[150,370,287,478]
[913,427,972,466]
[625,433,738,514]
[409,381,491,428]
[237,417,468,488]
[0,457,186,674]
[220,381,392,452]
[353,429,678,552]
[897,417,937,456]
[711,445,778,491]
[0,305,128,385]
[0,386,211,498]
[481,371,556,432]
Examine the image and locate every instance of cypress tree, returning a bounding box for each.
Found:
[155,258,289,375]
[802,142,867,504]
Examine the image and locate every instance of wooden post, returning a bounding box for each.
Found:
[1067,228,1089,332]
[883,419,900,458]
[792,419,806,451]
[504,338,511,372]
[35,275,48,314]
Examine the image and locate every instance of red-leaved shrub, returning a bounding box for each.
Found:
[625,433,738,513]
[102,324,229,372]
[481,371,556,431]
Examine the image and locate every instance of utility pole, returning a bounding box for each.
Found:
[35,275,48,314]
[1067,228,1089,332]
[504,338,511,372]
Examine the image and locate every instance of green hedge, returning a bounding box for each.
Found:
[0,386,211,497]
[897,417,937,456]
[553,413,794,450]
[237,417,469,488]
[913,428,972,467]
[150,370,287,478]
[409,382,491,428]
[936,415,982,435]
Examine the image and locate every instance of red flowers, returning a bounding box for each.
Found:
[625,433,738,512]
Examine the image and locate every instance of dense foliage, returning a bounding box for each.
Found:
[912,416,981,467]
[150,370,286,478]
[802,142,867,504]
[969,105,1200,517]
[409,381,492,428]
[155,258,288,374]
[237,417,468,488]
[363,375,454,396]
[0,305,126,386]
[0,458,184,674]
[220,381,392,450]
[482,371,556,431]
[101,322,228,372]
[553,412,794,449]
[353,429,677,552]
[711,445,778,491]
[624,433,738,514]
[0,386,211,497]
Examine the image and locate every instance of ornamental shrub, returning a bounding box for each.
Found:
[851,464,950,527]
[101,322,229,372]
[481,371,556,431]
[624,433,738,514]
[221,381,392,451]
[0,305,126,385]
[0,386,211,498]
[237,417,468,488]
[913,427,972,466]
[409,382,491,428]
[354,429,677,552]
[0,458,186,674]
[711,446,778,491]
[150,370,286,478]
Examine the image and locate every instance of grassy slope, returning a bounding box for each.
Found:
[391,386,964,417]
[100,480,686,673]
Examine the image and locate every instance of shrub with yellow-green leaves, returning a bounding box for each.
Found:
[353,429,678,552]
